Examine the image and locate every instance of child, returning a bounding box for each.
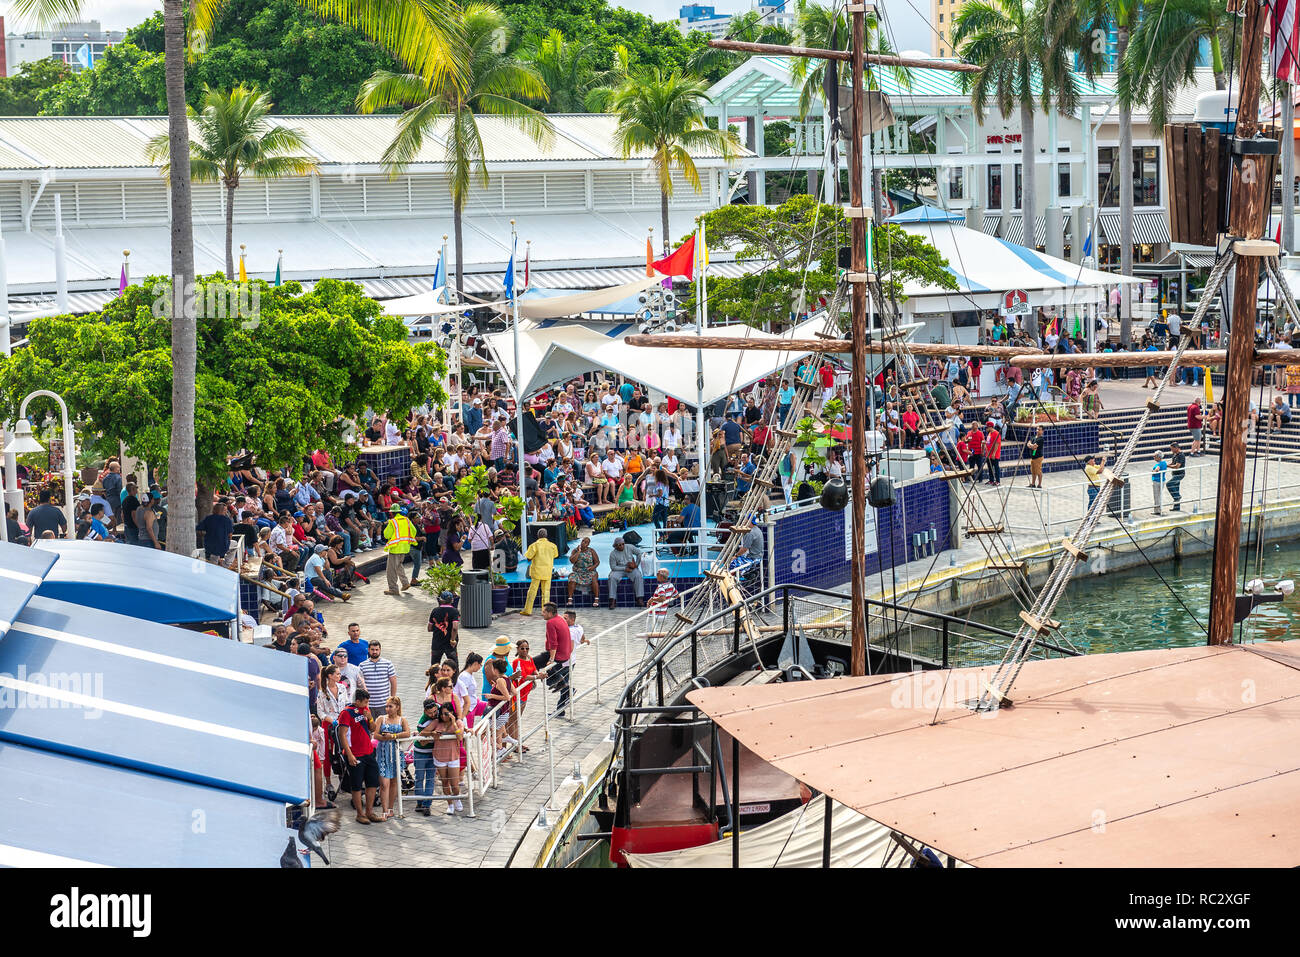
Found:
[310,715,334,810]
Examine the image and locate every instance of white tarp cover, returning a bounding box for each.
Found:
[624,795,926,868]
[483,316,825,404]
[488,277,661,320]
[380,288,488,316]
[897,220,1142,312]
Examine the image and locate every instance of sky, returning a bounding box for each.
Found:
[2,0,934,52]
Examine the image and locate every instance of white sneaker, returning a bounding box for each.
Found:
[455,800,464,812]
[445,803,457,816]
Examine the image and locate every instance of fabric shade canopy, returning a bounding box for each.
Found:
[483,315,827,405]
[896,219,1141,313]
[380,288,482,317]
[489,277,661,321]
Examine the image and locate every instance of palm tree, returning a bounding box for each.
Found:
[524,30,604,113]
[148,86,318,280]
[13,0,202,555]
[1121,0,1230,132]
[953,0,1089,250]
[790,0,907,122]
[608,69,743,251]
[356,2,553,297]
[687,9,794,80]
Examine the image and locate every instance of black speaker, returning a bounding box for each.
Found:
[869,476,895,509]
[820,477,848,511]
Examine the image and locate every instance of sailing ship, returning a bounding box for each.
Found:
[535,0,1299,868]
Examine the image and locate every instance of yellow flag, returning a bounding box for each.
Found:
[1204,368,1213,405]
[700,228,708,269]
[238,251,247,282]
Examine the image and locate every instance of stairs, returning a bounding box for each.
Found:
[1100,403,1300,461]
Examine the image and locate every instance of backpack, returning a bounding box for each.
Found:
[329,720,351,790]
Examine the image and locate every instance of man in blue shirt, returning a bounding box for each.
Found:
[463,398,484,436]
[619,380,635,404]
[85,503,113,542]
[721,415,743,454]
[337,622,369,665]
[777,379,795,426]
[734,452,756,494]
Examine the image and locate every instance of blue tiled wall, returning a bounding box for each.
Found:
[770,476,951,590]
[361,446,411,483]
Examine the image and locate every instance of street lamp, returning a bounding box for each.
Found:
[2,390,77,539]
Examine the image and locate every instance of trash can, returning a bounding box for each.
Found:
[460,569,491,629]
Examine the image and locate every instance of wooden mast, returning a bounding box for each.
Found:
[847,4,869,676]
[1209,0,1271,645]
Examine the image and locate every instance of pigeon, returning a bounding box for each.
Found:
[280,837,303,869]
[298,808,340,865]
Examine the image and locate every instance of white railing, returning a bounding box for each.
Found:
[992,458,1300,541]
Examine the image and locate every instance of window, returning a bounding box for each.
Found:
[988,164,1002,208]
[938,12,943,20]
[1058,145,1071,198]
[1014,162,1022,209]
[1097,146,1162,207]
[949,165,964,200]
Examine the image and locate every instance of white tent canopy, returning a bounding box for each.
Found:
[484,315,828,404]
[624,794,958,868]
[379,288,484,317]
[895,219,1141,314]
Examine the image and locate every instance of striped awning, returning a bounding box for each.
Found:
[1097,210,1171,246]
[1181,253,1216,269]
[981,213,1002,236]
[1002,214,1026,245]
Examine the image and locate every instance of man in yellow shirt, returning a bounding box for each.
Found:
[1083,453,1108,510]
[382,504,419,595]
[520,529,558,616]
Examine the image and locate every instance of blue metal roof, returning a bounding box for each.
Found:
[0,741,295,867]
[0,595,310,804]
[33,540,240,625]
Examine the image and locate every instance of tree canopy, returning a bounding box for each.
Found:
[0,279,446,486]
[684,194,957,328]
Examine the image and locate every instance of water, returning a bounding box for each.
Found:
[964,544,1300,663]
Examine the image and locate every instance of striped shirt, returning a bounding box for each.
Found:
[358,656,396,704]
[490,428,510,459]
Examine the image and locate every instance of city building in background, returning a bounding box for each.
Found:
[2,17,122,76]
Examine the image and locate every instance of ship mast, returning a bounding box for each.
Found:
[706,9,979,675]
[1208,0,1272,644]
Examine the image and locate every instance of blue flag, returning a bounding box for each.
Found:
[433,250,446,299]
[1083,228,1093,258]
[504,237,517,300]
[75,44,92,70]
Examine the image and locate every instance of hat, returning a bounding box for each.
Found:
[492,636,512,656]
[294,510,304,518]
[473,398,483,405]
[314,544,328,553]
[389,504,402,513]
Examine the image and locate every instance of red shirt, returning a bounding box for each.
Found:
[819,364,835,387]
[955,440,969,463]
[966,428,984,454]
[985,430,1002,459]
[1188,404,1203,429]
[513,656,538,702]
[337,706,375,757]
[901,410,919,431]
[545,614,573,663]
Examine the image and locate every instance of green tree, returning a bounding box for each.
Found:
[684,195,956,327]
[36,42,167,115]
[790,0,906,121]
[686,8,793,79]
[608,68,741,253]
[147,85,318,279]
[0,58,74,115]
[523,29,603,113]
[1121,0,1230,130]
[356,2,553,297]
[0,278,446,512]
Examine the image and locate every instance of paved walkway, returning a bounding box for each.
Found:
[314,576,638,868]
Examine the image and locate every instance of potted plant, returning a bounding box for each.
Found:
[490,571,509,614]
[420,561,464,608]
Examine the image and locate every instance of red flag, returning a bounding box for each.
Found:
[524,245,530,288]
[652,235,696,280]
[646,238,654,277]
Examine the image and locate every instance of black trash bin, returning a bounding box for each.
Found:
[460,569,491,629]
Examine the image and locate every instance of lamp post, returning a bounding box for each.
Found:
[3,391,77,539]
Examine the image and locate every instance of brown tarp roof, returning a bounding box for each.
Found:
[687,642,1300,867]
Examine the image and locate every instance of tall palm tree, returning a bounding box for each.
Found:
[608,69,743,251]
[148,86,318,279]
[356,2,553,297]
[13,0,201,555]
[1067,0,1142,344]
[687,9,794,80]
[953,0,1088,249]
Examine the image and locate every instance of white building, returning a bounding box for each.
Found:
[0,113,750,319]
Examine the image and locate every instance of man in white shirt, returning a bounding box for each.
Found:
[660,451,679,473]
[601,449,625,482]
[565,610,589,648]
[663,425,682,451]
[600,386,621,414]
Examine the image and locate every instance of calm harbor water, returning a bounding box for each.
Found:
[965,544,1300,662]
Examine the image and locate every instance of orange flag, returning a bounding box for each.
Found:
[646,237,654,277]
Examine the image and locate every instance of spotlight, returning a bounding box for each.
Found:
[1248,578,1265,596]
[1279,580,1295,596]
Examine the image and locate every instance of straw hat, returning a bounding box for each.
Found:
[492,636,513,657]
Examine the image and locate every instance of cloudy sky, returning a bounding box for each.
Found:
[2,0,933,55]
